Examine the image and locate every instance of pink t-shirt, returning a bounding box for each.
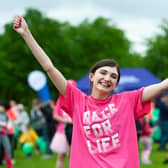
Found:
[53,97,72,133]
[60,83,151,168]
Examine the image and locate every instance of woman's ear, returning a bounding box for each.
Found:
[89,73,94,82]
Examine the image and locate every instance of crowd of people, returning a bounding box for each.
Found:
[0,98,73,168]
[136,93,168,165]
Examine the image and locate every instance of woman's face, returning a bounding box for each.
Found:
[161,95,168,105]
[0,106,5,113]
[89,66,119,98]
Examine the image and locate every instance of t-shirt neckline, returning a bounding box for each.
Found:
[89,95,112,104]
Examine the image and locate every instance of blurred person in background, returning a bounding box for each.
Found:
[0,101,14,168]
[30,99,52,159]
[155,93,168,151]
[155,92,168,164]
[137,115,153,164]
[19,124,39,158]
[9,100,18,115]
[15,104,30,133]
[50,95,72,168]
[7,100,19,165]
[40,102,56,145]
[30,99,46,138]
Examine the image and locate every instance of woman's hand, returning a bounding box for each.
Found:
[13,16,29,36]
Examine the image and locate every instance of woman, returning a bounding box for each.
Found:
[13,16,168,168]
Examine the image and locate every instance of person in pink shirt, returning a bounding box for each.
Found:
[137,116,153,164]
[50,81,74,168]
[13,16,168,168]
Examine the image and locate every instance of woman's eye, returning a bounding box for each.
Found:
[111,74,117,79]
[100,71,106,75]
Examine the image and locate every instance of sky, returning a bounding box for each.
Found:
[1,0,168,54]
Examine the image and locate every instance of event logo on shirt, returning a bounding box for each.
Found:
[82,103,120,154]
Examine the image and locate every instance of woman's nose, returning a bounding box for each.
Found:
[104,75,111,81]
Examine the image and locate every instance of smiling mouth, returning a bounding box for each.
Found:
[99,82,112,88]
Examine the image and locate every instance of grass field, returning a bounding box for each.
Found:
[1,142,167,168]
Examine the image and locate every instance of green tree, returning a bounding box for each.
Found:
[0,8,142,104]
[144,20,168,79]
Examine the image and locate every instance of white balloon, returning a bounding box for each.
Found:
[28,70,47,91]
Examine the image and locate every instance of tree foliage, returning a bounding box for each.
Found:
[144,20,168,79]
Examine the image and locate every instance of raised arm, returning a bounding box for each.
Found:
[142,78,168,102]
[13,16,67,95]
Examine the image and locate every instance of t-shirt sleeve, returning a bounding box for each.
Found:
[59,82,84,119]
[130,88,151,119]
[52,97,62,116]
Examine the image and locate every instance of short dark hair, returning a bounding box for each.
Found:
[0,100,10,110]
[32,98,42,107]
[90,59,120,84]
